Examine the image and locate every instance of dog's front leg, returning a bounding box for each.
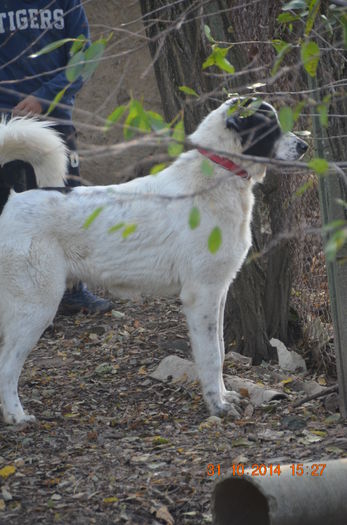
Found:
[218,290,242,406]
[181,287,240,418]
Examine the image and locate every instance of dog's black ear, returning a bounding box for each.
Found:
[226,115,241,132]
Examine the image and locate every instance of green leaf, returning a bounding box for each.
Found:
[295,179,314,196]
[122,224,137,239]
[104,105,127,131]
[83,207,104,229]
[293,100,306,121]
[168,120,185,158]
[226,101,239,116]
[308,157,329,175]
[46,85,69,116]
[82,41,106,81]
[318,103,328,127]
[208,227,222,254]
[277,12,300,24]
[282,0,306,10]
[271,41,293,76]
[70,34,88,55]
[279,106,294,132]
[305,0,320,36]
[29,38,76,58]
[168,142,183,157]
[147,111,167,132]
[301,40,320,77]
[215,55,235,74]
[123,99,150,139]
[325,228,347,261]
[65,50,85,82]
[203,46,234,74]
[204,24,215,43]
[218,59,235,75]
[271,40,293,76]
[124,114,141,140]
[239,98,262,118]
[201,159,214,177]
[108,222,125,234]
[150,163,167,175]
[179,86,199,97]
[272,39,290,54]
[323,220,347,233]
[189,207,201,230]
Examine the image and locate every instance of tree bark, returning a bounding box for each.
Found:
[139,0,307,362]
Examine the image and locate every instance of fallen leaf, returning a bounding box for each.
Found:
[239,388,250,398]
[156,505,174,525]
[310,430,327,437]
[103,496,119,504]
[153,436,170,445]
[0,466,16,479]
[231,438,252,447]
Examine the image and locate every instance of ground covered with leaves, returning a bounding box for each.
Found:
[1,297,346,524]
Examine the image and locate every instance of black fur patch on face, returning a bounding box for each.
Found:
[226,101,281,158]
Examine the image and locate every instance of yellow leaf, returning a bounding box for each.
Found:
[138,366,147,375]
[318,376,327,386]
[281,377,294,384]
[103,496,118,504]
[0,465,16,479]
[311,430,327,437]
[0,499,5,511]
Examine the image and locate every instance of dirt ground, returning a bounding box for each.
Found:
[1,295,346,524]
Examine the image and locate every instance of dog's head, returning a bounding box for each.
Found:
[190,98,308,180]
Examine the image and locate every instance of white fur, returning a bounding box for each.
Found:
[0,117,66,186]
[0,101,305,425]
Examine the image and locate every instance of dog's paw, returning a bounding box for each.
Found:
[3,412,36,426]
[210,400,241,419]
[223,389,241,404]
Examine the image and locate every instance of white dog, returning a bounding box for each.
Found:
[0,100,307,425]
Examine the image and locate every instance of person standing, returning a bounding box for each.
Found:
[0,0,113,314]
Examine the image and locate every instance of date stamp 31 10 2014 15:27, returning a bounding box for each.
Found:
[206,463,327,478]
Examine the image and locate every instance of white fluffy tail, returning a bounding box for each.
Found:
[0,117,67,187]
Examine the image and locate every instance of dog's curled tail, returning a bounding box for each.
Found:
[0,117,67,187]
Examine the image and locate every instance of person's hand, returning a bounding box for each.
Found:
[13,95,43,116]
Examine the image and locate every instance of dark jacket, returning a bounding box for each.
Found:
[0,0,90,121]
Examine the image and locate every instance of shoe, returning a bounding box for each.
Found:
[59,282,114,315]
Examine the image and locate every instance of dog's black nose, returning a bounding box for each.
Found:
[297,140,308,154]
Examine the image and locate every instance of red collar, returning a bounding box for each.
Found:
[197,147,250,180]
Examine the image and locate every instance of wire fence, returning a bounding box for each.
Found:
[287,170,335,376]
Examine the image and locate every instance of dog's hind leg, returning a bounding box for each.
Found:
[0,280,64,425]
[181,286,240,418]
[0,304,59,425]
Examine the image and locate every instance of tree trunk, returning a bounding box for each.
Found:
[139,0,305,362]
